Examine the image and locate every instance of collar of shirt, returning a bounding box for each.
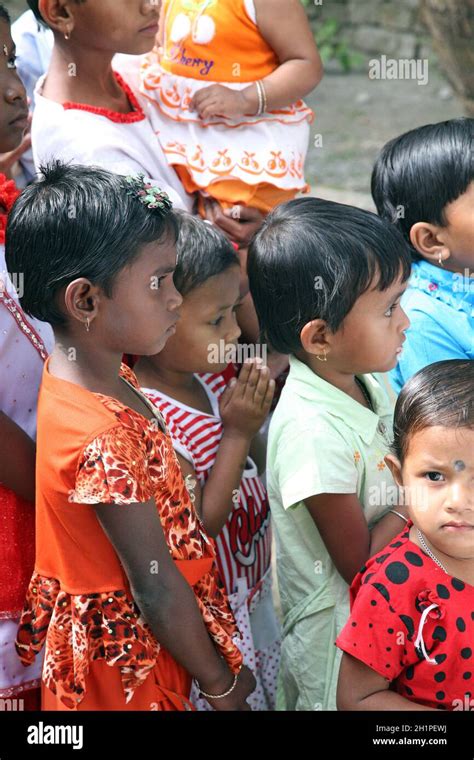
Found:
[285,355,393,446]
[410,260,473,315]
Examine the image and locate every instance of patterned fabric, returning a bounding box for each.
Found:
[337,522,474,710]
[16,362,243,709]
[143,371,272,595]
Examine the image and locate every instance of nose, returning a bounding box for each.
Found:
[445,481,472,512]
[168,280,183,312]
[399,305,410,334]
[226,316,241,344]
[3,70,27,107]
[142,1,160,17]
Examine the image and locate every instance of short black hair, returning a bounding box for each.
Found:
[173,211,239,296]
[392,359,474,462]
[6,161,178,327]
[247,196,411,355]
[0,4,10,23]
[371,118,474,259]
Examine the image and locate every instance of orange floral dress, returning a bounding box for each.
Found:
[15,359,243,710]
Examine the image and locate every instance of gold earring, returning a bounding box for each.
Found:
[316,351,327,362]
[438,252,444,266]
[85,317,90,332]
[64,30,71,41]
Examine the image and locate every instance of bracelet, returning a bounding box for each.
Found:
[254,80,263,116]
[389,509,409,525]
[199,672,239,700]
[260,79,267,113]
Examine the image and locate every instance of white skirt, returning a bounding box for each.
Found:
[138,58,313,193]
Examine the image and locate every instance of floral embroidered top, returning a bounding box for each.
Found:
[337,522,474,710]
[390,259,474,393]
[15,359,243,709]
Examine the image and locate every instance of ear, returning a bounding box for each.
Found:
[39,0,76,35]
[299,318,330,356]
[409,222,450,265]
[384,453,403,487]
[63,278,101,328]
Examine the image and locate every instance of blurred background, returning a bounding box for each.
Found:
[6,0,472,209]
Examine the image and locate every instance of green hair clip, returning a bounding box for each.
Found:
[124,174,173,211]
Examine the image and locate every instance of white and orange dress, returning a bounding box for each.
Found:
[138,0,314,214]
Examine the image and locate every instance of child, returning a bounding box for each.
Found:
[138,0,322,215]
[27,0,263,249]
[0,4,54,710]
[337,359,474,711]
[134,213,281,710]
[7,161,255,711]
[371,118,474,393]
[247,197,413,710]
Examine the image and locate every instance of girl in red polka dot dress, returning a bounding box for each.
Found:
[337,359,474,711]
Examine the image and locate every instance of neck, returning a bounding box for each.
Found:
[49,330,124,394]
[44,40,123,107]
[296,351,364,403]
[413,526,474,585]
[135,355,195,393]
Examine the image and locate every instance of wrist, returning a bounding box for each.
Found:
[222,428,253,446]
[241,84,258,115]
[197,665,235,696]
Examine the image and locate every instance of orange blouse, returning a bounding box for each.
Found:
[160,0,279,82]
[16,360,243,709]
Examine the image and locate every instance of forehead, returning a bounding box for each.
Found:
[406,426,474,462]
[185,266,241,306]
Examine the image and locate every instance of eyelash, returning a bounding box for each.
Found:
[155,275,167,290]
[384,301,399,317]
[423,471,445,482]
[7,54,17,70]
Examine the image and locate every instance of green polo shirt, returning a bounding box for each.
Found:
[267,355,395,710]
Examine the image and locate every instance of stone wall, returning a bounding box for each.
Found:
[307,0,432,62]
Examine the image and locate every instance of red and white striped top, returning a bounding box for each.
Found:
[143,372,271,595]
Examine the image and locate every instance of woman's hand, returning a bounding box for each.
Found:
[200,665,256,710]
[219,359,274,440]
[190,84,253,120]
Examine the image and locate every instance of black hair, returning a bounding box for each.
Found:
[247,196,411,355]
[0,4,10,23]
[392,360,474,462]
[5,161,178,327]
[371,118,474,259]
[173,211,239,296]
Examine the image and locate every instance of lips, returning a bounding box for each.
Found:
[442,522,474,530]
[9,110,29,127]
[139,21,159,34]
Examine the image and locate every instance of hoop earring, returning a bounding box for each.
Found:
[316,351,327,362]
[85,317,90,332]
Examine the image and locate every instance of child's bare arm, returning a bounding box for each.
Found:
[178,361,273,537]
[95,498,256,710]
[249,0,323,107]
[337,653,436,711]
[0,411,36,502]
[191,0,322,119]
[304,493,409,584]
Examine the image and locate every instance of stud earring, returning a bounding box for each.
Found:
[64,30,71,41]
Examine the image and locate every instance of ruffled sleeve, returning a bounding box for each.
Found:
[72,425,161,505]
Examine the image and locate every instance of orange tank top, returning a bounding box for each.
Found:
[160,0,279,82]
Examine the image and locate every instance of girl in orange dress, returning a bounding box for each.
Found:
[7,162,255,711]
[138,0,323,215]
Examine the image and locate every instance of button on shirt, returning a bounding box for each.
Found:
[266,355,396,710]
[390,260,474,394]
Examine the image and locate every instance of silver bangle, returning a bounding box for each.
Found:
[389,509,409,525]
[255,80,263,116]
[199,672,239,700]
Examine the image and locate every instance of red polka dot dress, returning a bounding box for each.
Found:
[336,522,474,710]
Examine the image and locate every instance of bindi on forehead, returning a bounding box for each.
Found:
[454,460,466,471]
